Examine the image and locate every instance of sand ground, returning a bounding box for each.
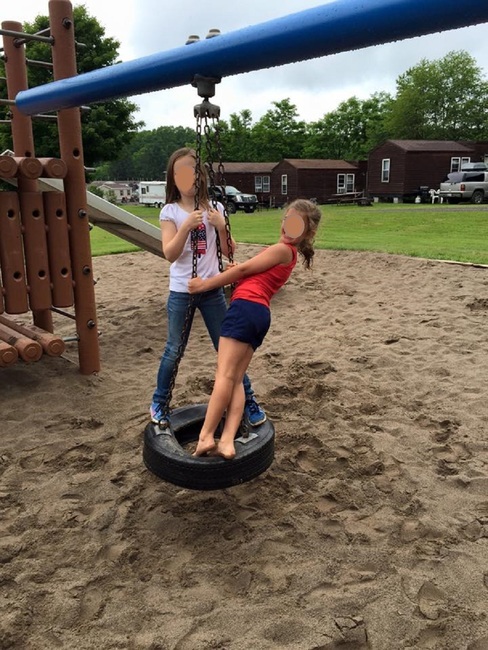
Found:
[1,246,488,649]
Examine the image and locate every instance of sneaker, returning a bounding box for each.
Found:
[150,402,170,428]
[244,397,267,427]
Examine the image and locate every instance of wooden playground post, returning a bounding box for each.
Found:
[1,20,53,333]
[48,0,100,374]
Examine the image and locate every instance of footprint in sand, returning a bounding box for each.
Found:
[78,586,105,622]
[417,581,448,620]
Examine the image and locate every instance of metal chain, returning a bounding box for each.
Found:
[158,116,202,427]
[157,78,236,428]
[213,119,234,266]
[204,118,224,273]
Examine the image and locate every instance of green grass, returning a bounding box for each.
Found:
[89,203,488,264]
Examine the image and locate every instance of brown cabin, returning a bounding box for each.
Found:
[215,162,277,207]
[219,159,363,207]
[271,159,363,206]
[367,140,488,201]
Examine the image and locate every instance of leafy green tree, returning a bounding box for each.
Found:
[97,125,195,180]
[104,188,117,204]
[0,6,142,166]
[87,184,105,198]
[218,109,257,161]
[304,92,392,160]
[386,51,488,140]
[251,99,306,161]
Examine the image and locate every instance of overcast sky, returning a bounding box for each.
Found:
[6,1,488,130]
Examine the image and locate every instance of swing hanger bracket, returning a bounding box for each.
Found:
[192,74,221,98]
[194,98,220,119]
[192,74,221,119]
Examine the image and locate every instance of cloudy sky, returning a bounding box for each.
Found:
[7,1,488,130]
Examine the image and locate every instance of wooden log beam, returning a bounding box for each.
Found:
[0,314,65,356]
[0,322,42,362]
[0,339,19,367]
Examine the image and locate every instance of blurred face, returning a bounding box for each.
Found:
[174,155,196,195]
[281,207,306,242]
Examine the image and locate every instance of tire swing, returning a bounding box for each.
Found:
[143,76,275,491]
[143,405,275,491]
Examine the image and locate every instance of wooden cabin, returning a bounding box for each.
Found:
[219,159,363,207]
[367,140,486,201]
[215,162,277,208]
[271,159,363,205]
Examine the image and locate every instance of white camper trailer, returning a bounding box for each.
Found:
[138,181,167,208]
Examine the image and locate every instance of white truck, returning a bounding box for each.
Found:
[138,181,167,208]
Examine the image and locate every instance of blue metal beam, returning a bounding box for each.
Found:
[16,0,488,115]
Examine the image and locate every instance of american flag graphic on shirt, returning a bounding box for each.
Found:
[192,223,207,257]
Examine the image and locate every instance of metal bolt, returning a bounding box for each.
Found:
[185,34,200,45]
[82,265,91,276]
[78,209,87,218]
[87,319,96,329]
[205,29,221,39]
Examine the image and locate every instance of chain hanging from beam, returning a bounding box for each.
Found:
[156,75,234,429]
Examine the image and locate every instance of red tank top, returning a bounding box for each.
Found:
[231,244,298,308]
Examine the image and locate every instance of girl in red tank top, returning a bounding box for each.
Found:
[188,199,322,459]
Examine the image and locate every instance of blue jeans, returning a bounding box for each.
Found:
[152,288,255,408]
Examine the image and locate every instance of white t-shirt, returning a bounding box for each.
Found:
[160,202,225,292]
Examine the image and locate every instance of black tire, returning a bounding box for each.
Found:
[226,201,237,214]
[143,404,275,491]
[471,190,484,205]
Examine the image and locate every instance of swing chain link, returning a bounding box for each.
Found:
[204,118,224,273]
[159,113,203,424]
[213,121,234,267]
[158,77,235,428]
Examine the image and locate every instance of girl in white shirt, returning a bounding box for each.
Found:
[150,148,266,429]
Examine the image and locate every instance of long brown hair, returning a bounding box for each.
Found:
[165,147,209,207]
[287,199,322,269]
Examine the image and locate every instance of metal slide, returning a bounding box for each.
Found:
[8,176,164,258]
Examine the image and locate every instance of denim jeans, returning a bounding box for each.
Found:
[152,288,254,408]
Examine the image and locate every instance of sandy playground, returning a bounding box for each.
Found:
[1,245,488,649]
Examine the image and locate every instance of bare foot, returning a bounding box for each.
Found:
[214,440,236,460]
[193,437,217,456]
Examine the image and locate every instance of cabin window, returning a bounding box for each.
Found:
[381,159,390,183]
[451,157,470,172]
[255,175,270,193]
[337,173,355,194]
[281,174,288,195]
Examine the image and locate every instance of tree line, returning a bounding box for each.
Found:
[1,8,487,182]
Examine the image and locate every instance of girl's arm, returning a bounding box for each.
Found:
[207,205,236,259]
[188,243,293,293]
[161,212,202,262]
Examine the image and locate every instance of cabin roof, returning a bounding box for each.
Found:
[281,158,358,170]
[380,140,474,153]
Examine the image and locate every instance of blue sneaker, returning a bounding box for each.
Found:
[150,402,170,428]
[244,397,266,427]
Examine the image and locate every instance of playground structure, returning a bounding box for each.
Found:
[2,0,488,375]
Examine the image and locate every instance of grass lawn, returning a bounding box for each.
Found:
[89,202,488,265]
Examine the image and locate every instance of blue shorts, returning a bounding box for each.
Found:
[220,299,271,350]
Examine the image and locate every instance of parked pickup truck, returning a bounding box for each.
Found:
[209,185,258,213]
[439,164,488,204]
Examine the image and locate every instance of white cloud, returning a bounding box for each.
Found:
[7,1,488,129]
